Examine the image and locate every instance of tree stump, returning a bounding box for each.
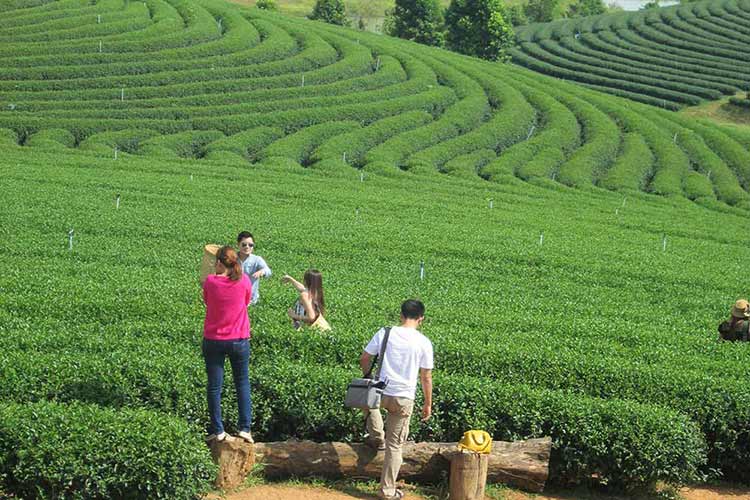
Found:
[449,452,489,500]
[207,438,255,490]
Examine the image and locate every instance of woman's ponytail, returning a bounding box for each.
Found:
[216,246,243,281]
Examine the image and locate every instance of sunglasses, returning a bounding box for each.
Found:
[240,242,254,248]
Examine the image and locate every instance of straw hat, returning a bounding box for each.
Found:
[731,299,750,319]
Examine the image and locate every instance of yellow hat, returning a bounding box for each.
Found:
[457,430,492,454]
[731,299,750,319]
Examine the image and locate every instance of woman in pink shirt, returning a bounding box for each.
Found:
[202,246,253,443]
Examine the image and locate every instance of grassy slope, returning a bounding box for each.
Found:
[680,92,750,128]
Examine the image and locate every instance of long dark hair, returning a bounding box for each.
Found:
[303,269,325,315]
[216,246,242,281]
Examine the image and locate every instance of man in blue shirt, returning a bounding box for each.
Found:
[237,231,272,305]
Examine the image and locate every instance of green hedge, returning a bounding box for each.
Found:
[24,127,76,149]
[205,126,284,160]
[555,94,620,187]
[0,128,17,147]
[251,361,706,488]
[440,148,495,178]
[139,130,226,159]
[79,128,161,155]
[311,111,433,167]
[0,340,707,488]
[598,132,653,192]
[259,121,359,165]
[0,401,215,499]
[730,95,750,107]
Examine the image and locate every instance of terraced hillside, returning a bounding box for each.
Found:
[1,0,750,207]
[513,0,750,109]
[2,0,750,497]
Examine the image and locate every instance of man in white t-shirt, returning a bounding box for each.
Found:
[360,299,434,500]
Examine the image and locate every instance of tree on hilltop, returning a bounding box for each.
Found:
[310,0,350,26]
[567,0,606,17]
[445,0,514,61]
[385,0,445,47]
[255,0,277,10]
[505,5,528,26]
[524,0,561,23]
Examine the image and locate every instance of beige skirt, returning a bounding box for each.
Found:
[310,314,331,332]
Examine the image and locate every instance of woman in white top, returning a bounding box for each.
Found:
[282,269,330,331]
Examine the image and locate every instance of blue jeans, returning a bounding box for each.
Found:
[202,338,252,435]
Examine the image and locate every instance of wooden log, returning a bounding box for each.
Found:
[450,452,489,500]
[253,437,551,493]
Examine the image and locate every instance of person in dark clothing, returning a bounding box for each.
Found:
[718,299,750,341]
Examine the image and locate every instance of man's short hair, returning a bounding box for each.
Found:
[237,231,254,242]
[401,299,425,319]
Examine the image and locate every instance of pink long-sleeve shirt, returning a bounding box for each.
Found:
[202,274,252,340]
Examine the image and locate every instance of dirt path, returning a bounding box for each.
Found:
[212,483,750,500]
[209,484,431,500]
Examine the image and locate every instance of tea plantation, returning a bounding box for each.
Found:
[513,0,750,108]
[1,0,750,497]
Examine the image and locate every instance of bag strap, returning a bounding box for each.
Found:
[365,326,392,379]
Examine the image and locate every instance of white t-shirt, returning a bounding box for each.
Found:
[365,326,434,400]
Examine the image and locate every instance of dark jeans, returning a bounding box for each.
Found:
[202,338,252,435]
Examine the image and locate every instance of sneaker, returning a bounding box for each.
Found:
[206,432,229,443]
[378,490,404,500]
[237,430,254,443]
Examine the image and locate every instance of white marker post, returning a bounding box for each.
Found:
[68,229,74,251]
[662,234,667,252]
[342,151,347,163]
[190,174,193,181]
[360,171,364,182]
[114,146,118,159]
[539,232,544,246]
[375,56,381,71]
[99,40,102,53]
[301,75,305,87]
[116,193,120,209]
[419,260,425,281]
[121,88,124,101]
[489,199,493,209]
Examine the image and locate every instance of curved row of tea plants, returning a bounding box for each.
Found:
[513,0,750,108]
[0,0,747,210]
